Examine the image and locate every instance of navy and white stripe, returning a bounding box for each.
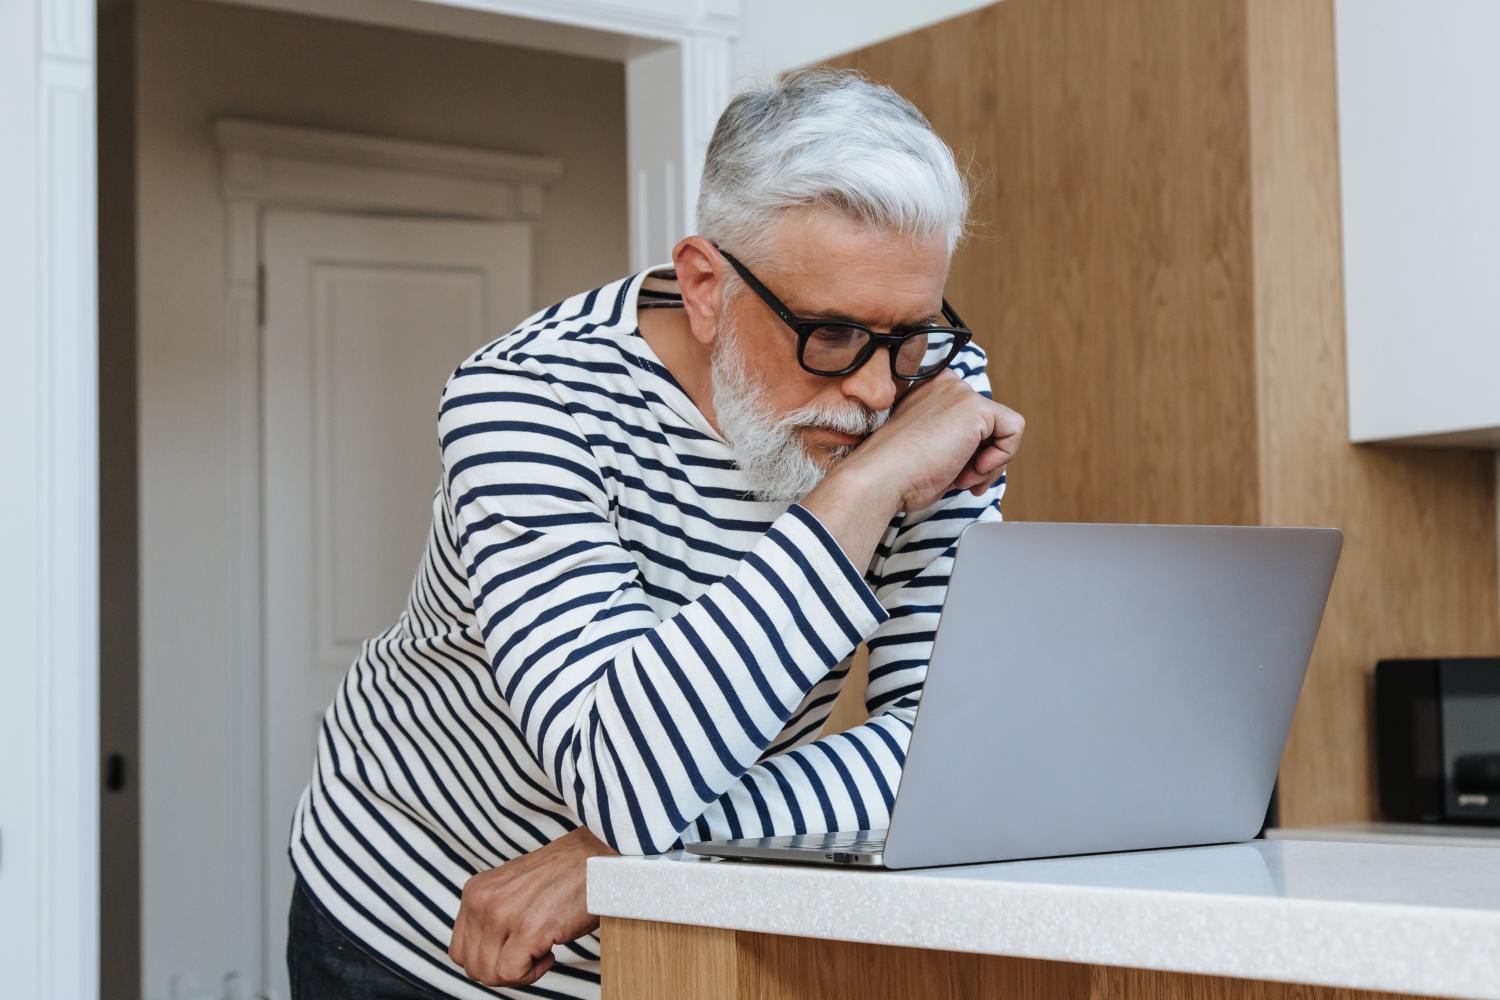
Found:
[289,265,1005,999]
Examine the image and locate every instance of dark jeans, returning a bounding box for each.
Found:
[287,876,446,1000]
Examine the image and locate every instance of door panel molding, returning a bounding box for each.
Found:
[215,118,564,220]
[202,0,740,268]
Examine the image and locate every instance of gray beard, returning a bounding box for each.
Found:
[709,317,889,503]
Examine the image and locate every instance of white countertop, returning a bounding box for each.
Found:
[588,839,1500,999]
[1268,822,1500,848]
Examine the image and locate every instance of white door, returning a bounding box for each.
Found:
[260,209,532,996]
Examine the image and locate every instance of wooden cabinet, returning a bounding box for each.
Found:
[602,919,1434,1000]
[590,841,1500,1000]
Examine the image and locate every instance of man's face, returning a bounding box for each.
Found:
[713,211,950,476]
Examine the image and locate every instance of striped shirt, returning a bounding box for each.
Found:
[288,265,1006,999]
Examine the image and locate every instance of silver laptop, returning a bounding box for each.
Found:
[686,521,1342,869]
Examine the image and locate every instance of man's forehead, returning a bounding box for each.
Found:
[758,211,949,325]
[771,258,947,328]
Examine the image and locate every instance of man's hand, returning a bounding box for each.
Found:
[448,826,617,988]
[803,372,1024,569]
[853,370,1024,513]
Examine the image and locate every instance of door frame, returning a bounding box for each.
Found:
[197,2,742,976]
[1,0,99,998]
[213,118,562,988]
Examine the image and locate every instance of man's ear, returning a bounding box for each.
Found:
[671,236,726,348]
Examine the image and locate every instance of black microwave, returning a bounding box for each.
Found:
[1376,657,1500,824]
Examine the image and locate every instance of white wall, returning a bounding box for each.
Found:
[1,1,100,998]
[135,0,626,994]
[1336,0,1500,444]
[732,0,997,82]
[0,7,48,1000]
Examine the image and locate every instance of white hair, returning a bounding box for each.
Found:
[697,68,969,264]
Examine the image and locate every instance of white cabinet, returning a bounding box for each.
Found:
[1337,0,1500,446]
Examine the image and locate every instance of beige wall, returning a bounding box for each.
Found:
[133,0,626,993]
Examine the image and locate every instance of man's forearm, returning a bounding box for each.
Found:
[800,465,902,574]
[698,702,915,842]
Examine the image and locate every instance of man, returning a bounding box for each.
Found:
[286,68,1025,999]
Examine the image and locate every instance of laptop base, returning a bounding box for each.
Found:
[686,829,888,867]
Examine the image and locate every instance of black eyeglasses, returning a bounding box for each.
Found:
[716,246,972,382]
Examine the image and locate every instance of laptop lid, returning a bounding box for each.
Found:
[881,521,1342,870]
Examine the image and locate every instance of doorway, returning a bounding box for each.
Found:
[122,3,625,994]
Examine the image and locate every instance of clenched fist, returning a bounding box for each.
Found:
[848,369,1023,513]
[448,826,617,988]
[803,371,1024,572]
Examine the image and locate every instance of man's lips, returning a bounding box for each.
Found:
[808,427,865,447]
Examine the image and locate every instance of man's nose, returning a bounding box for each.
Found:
[839,346,899,413]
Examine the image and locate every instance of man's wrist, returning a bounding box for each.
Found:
[816,458,902,521]
[798,460,903,576]
[565,824,617,857]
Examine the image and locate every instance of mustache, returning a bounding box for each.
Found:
[788,402,889,437]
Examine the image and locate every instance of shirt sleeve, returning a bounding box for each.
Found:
[438,356,889,855]
[679,343,1007,843]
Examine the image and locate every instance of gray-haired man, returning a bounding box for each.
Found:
[286,68,1025,999]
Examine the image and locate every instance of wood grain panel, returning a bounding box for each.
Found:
[829,0,1260,528]
[602,919,1436,999]
[820,647,869,736]
[600,917,738,1000]
[739,930,986,999]
[826,0,1499,826]
[1092,964,1431,1000]
[1243,0,1499,825]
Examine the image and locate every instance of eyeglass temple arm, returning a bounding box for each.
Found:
[715,246,804,327]
[941,298,969,332]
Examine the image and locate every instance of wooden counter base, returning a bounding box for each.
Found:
[600,917,1434,1000]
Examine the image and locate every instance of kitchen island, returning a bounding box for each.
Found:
[587,839,1500,999]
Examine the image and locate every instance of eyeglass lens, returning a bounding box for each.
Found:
[801,326,959,377]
